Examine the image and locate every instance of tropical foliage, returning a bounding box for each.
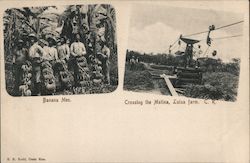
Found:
[4,4,118,95]
[124,50,240,101]
[4,7,59,56]
[126,50,240,74]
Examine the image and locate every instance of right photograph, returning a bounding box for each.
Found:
[123,4,244,102]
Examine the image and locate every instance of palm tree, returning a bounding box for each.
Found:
[59,5,116,56]
[4,6,59,56]
[100,4,116,54]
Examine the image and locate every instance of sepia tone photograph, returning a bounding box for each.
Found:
[4,4,118,96]
[124,4,244,101]
[1,1,249,163]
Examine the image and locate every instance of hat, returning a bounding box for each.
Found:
[17,39,24,44]
[17,39,23,45]
[29,34,38,42]
[57,40,61,44]
[47,37,57,44]
[28,33,37,39]
[39,39,48,46]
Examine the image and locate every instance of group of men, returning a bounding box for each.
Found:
[129,56,139,70]
[12,33,111,96]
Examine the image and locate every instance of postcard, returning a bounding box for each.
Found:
[1,1,249,162]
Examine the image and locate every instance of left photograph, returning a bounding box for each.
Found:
[3,4,118,96]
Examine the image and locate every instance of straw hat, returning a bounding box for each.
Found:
[47,36,57,44]
[28,33,37,39]
[17,39,24,45]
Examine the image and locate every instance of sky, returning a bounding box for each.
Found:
[128,4,244,62]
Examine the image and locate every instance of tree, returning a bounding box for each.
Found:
[59,5,116,57]
[4,6,59,56]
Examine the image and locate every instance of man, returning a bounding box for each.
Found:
[12,39,28,95]
[184,44,193,68]
[97,41,110,85]
[97,22,106,42]
[194,45,203,68]
[70,34,87,85]
[43,37,58,65]
[57,37,70,63]
[28,34,44,95]
[70,33,87,57]
[129,55,136,70]
[136,57,139,63]
[40,39,49,57]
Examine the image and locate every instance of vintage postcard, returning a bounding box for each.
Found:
[1,0,249,163]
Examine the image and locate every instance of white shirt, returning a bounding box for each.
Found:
[29,43,44,59]
[57,44,70,60]
[43,46,58,61]
[101,46,110,59]
[70,41,86,57]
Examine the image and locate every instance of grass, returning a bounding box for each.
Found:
[123,63,171,96]
[123,63,154,91]
[124,62,240,101]
[184,72,239,101]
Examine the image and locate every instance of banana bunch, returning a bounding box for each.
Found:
[91,58,104,86]
[76,56,88,67]
[76,56,91,87]
[19,61,32,96]
[41,61,56,94]
[78,66,91,87]
[59,61,74,89]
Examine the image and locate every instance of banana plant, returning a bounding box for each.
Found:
[4,6,59,56]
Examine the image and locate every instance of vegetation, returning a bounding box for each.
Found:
[126,50,240,74]
[4,7,59,56]
[123,63,154,91]
[184,72,239,101]
[4,5,118,95]
[125,50,241,101]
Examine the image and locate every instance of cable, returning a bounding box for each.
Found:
[169,20,243,55]
[197,34,243,41]
[215,21,244,30]
[183,20,244,37]
[169,38,179,48]
[203,46,210,56]
[212,34,243,40]
[171,42,179,51]
[184,30,209,37]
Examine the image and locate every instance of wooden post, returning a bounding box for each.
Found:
[160,74,178,96]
